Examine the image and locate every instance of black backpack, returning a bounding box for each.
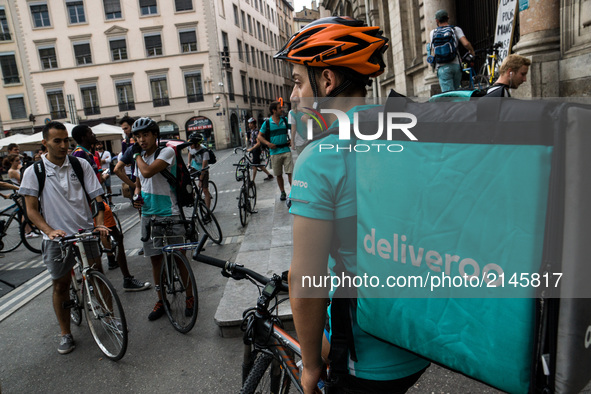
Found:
[154,144,195,207]
[262,116,290,149]
[200,147,217,165]
[431,25,458,64]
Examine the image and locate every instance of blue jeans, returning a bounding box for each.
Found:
[437,63,462,92]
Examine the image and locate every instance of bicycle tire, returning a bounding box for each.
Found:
[473,74,490,90]
[69,281,83,326]
[196,200,222,244]
[239,188,249,227]
[247,181,257,211]
[240,353,291,394]
[83,270,128,361]
[236,157,246,181]
[160,251,198,333]
[112,211,123,237]
[0,212,22,252]
[207,181,218,212]
[20,218,43,254]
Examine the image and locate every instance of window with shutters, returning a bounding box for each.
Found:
[0,9,12,41]
[30,3,51,28]
[81,85,100,115]
[174,0,192,12]
[179,30,197,53]
[8,96,26,119]
[0,54,19,84]
[67,1,86,24]
[139,0,157,16]
[109,38,127,61]
[73,42,92,65]
[184,71,203,103]
[116,80,135,111]
[144,33,162,57]
[150,75,169,107]
[39,47,58,69]
[103,0,121,19]
[47,89,66,119]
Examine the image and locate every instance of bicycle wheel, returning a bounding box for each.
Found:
[69,281,83,326]
[240,353,291,394]
[261,149,270,168]
[238,188,249,227]
[207,181,218,212]
[247,181,257,211]
[20,219,43,254]
[196,200,222,244]
[473,74,490,90]
[84,270,128,361]
[0,212,22,253]
[160,251,198,333]
[236,157,246,181]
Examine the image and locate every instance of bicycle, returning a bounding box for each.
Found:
[234,161,258,227]
[141,217,198,333]
[192,234,304,394]
[186,166,222,244]
[480,42,502,86]
[190,169,218,213]
[234,147,268,182]
[0,191,42,253]
[61,230,128,361]
[461,53,489,90]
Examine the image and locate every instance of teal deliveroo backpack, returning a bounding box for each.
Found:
[354,93,591,394]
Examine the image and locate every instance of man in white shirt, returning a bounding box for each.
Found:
[19,121,109,355]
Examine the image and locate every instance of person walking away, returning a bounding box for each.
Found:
[276,16,430,393]
[485,54,531,97]
[187,133,213,210]
[429,9,475,92]
[257,101,293,201]
[19,121,110,355]
[245,118,274,183]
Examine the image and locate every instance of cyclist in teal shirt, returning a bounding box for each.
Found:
[276,17,429,393]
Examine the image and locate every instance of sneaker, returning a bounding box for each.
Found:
[138,248,144,256]
[264,175,274,181]
[185,296,195,317]
[58,334,75,354]
[280,191,287,201]
[148,300,167,321]
[123,277,151,292]
[25,232,40,238]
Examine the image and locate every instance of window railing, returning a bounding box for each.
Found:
[84,106,101,115]
[3,75,20,84]
[50,110,67,119]
[187,93,204,103]
[118,102,135,111]
[0,32,11,41]
[153,97,169,107]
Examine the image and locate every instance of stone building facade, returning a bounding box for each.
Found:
[321,0,591,98]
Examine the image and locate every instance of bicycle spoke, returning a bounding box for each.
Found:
[0,213,23,252]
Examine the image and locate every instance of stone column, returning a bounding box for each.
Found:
[512,0,561,97]
[422,0,456,95]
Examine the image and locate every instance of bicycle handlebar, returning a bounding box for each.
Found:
[193,234,289,292]
[58,230,100,243]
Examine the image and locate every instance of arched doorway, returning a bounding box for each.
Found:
[230,113,241,147]
[185,116,215,148]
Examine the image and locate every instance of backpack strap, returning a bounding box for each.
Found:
[68,155,91,204]
[154,147,177,188]
[33,160,46,198]
[34,155,90,204]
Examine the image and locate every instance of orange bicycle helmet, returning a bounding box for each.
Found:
[274,16,389,78]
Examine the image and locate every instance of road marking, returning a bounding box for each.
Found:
[0,270,52,323]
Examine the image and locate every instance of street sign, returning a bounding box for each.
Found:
[494,0,520,64]
[519,0,529,12]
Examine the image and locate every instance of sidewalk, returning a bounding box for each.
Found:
[214,170,294,337]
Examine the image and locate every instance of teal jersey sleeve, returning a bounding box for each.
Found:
[289,135,356,221]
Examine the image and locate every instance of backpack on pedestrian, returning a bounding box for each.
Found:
[199,147,217,165]
[263,117,290,149]
[155,142,195,207]
[431,25,458,64]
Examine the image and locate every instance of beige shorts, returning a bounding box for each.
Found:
[270,151,293,176]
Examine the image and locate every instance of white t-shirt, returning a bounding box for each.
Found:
[19,156,103,240]
[429,25,465,65]
[189,145,209,170]
[135,146,179,216]
[98,150,111,171]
